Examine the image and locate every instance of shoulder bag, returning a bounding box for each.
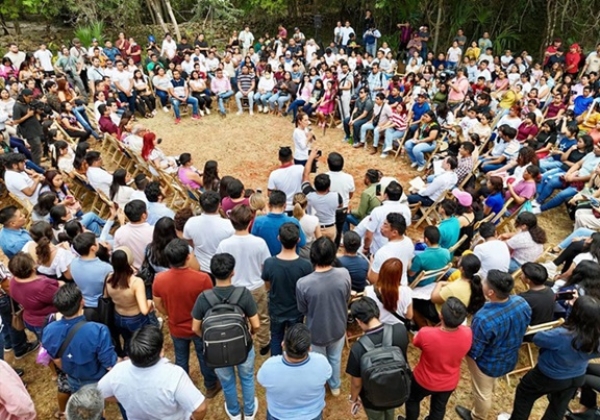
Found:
[97,273,115,328]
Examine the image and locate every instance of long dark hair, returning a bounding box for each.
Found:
[109,250,134,289]
[110,169,128,201]
[149,217,178,268]
[43,170,68,195]
[516,212,547,244]
[202,160,220,192]
[34,192,57,217]
[29,221,54,266]
[460,254,485,314]
[50,205,69,230]
[565,260,600,288]
[516,146,538,167]
[51,140,70,168]
[563,295,600,353]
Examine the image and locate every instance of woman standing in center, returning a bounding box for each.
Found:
[292,113,315,166]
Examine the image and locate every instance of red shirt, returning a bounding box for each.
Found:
[517,122,539,141]
[152,267,213,338]
[412,325,473,391]
[9,276,59,327]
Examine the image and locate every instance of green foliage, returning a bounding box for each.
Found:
[190,0,244,23]
[0,0,60,20]
[74,22,106,47]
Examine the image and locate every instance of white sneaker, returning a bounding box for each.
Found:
[257,105,263,112]
[417,165,426,172]
[205,108,211,115]
[382,146,393,153]
[199,109,204,116]
[331,388,341,397]
[244,398,259,420]
[162,106,169,113]
[542,261,558,279]
[224,402,242,420]
[236,110,243,115]
[249,110,254,115]
[263,108,269,113]
[410,162,418,168]
[497,413,511,420]
[380,152,389,158]
[151,109,157,116]
[532,206,542,215]
[531,201,541,208]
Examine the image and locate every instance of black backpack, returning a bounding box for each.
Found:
[201,288,253,368]
[359,324,411,408]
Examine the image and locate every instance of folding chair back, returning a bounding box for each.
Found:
[448,234,468,255]
[409,263,452,289]
[414,194,445,228]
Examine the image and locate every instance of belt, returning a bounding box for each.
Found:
[320,223,335,228]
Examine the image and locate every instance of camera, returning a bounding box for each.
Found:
[439,69,456,84]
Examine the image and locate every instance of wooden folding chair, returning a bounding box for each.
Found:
[504,318,565,385]
[496,201,525,234]
[409,202,421,219]
[422,133,448,170]
[448,234,468,255]
[8,192,33,218]
[409,263,453,289]
[490,198,514,225]
[414,194,445,228]
[393,129,410,160]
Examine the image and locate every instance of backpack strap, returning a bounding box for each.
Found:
[57,320,87,359]
[381,324,394,347]
[359,332,376,353]
[203,289,221,308]
[226,287,245,306]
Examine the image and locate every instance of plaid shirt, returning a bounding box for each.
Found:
[468,295,531,377]
[455,156,474,185]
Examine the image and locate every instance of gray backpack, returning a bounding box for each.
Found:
[359,324,411,408]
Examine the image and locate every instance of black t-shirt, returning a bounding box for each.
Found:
[519,287,555,326]
[345,323,409,409]
[192,285,257,321]
[13,101,43,139]
[261,256,313,318]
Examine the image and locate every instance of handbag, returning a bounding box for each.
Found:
[97,273,115,327]
[138,246,156,288]
[11,298,25,331]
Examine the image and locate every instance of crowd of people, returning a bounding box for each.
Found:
[1,10,600,420]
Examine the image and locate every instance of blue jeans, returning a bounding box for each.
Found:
[216,91,234,114]
[407,194,435,207]
[268,93,291,111]
[118,91,137,114]
[539,158,564,173]
[216,347,256,417]
[559,227,595,249]
[383,128,405,151]
[23,320,43,342]
[270,315,304,356]
[344,213,361,232]
[171,96,199,118]
[366,43,377,57]
[537,169,565,203]
[114,312,151,355]
[235,91,254,112]
[80,212,106,236]
[72,106,100,139]
[312,336,345,390]
[481,162,504,173]
[171,335,218,389]
[67,376,99,393]
[343,116,369,140]
[359,122,383,146]
[253,92,273,107]
[0,295,28,357]
[155,90,169,106]
[540,186,578,212]
[287,99,306,119]
[405,140,437,167]
[509,257,521,273]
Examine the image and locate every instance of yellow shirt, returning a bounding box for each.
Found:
[436,279,472,312]
[465,47,481,61]
[579,112,600,132]
[499,90,517,109]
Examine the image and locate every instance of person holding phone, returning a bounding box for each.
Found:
[293,112,315,166]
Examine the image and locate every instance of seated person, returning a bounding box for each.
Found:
[518,262,555,331]
[480,125,520,173]
[436,199,461,250]
[473,222,511,278]
[486,146,538,185]
[408,226,452,287]
[499,211,547,273]
[504,165,540,214]
[551,232,600,282]
[481,176,505,217]
[338,231,369,293]
[407,156,458,207]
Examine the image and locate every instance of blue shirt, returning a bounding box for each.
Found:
[535,327,600,380]
[552,137,577,161]
[485,192,504,218]
[409,246,451,286]
[257,352,332,420]
[70,258,113,308]
[147,202,175,226]
[43,316,117,383]
[338,255,369,292]
[469,296,531,377]
[574,95,593,117]
[412,102,431,121]
[103,47,120,62]
[251,213,306,256]
[0,228,31,258]
[438,217,461,250]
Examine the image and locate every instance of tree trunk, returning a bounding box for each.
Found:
[145,0,157,25]
[13,20,20,35]
[0,13,10,36]
[163,0,181,41]
[432,0,443,54]
[150,0,169,35]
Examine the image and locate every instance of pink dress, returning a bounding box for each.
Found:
[317,90,335,115]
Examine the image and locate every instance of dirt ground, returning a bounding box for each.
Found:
[3,108,578,419]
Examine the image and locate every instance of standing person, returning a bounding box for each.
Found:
[455,270,532,420]
[296,237,351,396]
[98,325,209,420]
[326,152,355,245]
[507,295,600,420]
[42,283,117,393]
[257,323,331,420]
[0,358,36,420]
[216,205,271,356]
[152,238,221,398]
[345,296,410,420]
[406,298,473,420]
[252,190,306,256]
[11,90,44,164]
[292,113,315,166]
[261,223,313,356]
[267,147,304,213]
[113,200,154,271]
[191,253,260,420]
[183,191,234,275]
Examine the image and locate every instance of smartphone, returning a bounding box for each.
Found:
[316,149,322,158]
[555,291,575,301]
[376,184,381,196]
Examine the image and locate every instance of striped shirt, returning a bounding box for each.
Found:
[237,73,254,92]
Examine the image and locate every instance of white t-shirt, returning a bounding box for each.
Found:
[112,70,133,92]
[365,201,412,254]
[5,170,41,205]
[34,49,54,72]
[22,242,74,278]
[364,285,413,325]
[161,40,178,59]
[447,46,462,62]
[326,171,355,208]
[183,214,234,273]
[299,214,319,243]
[216,234,270,291]
[268,165,304,211]
[370,237,415,286]
[112,185,135,209]
[97,358,205,420]
[86,167,113,196]
[473,239,511,279]
[573,252,597,266]
[293,128,310,161]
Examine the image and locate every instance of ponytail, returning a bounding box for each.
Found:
[467,273,486,314]
[292,192,308,221]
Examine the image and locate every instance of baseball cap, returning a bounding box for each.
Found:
[452,188,473,207]
[113,246,134,266]
[21,88,33,96]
